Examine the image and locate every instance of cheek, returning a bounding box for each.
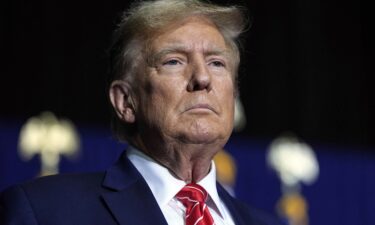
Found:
[220,80,236,120]
[143,80,181,120]
[225,98,235,124]
[220,79,235,103]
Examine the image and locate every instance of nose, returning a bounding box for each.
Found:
[187,57,212,92]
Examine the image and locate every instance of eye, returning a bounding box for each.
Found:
[163,59,182,66]
[209,60,225,67]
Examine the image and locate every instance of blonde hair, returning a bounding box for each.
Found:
[109,0,248,141]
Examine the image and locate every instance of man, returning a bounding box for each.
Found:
[0,0,282,224]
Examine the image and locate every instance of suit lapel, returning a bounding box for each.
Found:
[217,183,250,225]
[101,152,168,225]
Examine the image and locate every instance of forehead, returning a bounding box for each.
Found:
[148,17,229,53]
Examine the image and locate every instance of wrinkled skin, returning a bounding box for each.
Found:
[110,17,236,182]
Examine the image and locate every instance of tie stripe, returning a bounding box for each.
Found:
[176,183,215,225]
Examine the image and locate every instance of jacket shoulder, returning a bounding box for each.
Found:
[0,172,109,225]
[22,172,105,192]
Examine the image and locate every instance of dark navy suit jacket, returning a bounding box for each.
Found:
[0,152,282,225]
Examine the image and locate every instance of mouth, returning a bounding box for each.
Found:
[184,104,216,114]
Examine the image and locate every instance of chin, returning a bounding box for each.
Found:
[179,128,228,145]
[175,119,232,145]
[184,133,220,144]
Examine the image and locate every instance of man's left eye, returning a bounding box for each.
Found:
[210,61,225,67]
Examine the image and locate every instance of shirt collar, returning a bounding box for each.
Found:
[126,146,223,214]
[126,146,185,207]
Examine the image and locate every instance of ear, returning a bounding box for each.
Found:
[109,80,136,123]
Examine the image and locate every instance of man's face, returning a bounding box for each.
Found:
[134,17,235,145]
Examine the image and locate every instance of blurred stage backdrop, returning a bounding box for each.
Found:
[1,0,374,225]
[1,116,375,225]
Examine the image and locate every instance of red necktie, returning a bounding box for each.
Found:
[176,183,215,225]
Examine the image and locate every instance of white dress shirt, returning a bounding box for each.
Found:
[127,146,236,225]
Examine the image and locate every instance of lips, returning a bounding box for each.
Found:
[184,103,217,114]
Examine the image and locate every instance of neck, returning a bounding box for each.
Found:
[131,135,221,183]
[160,144,215,183]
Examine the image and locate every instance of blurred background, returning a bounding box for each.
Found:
[0,0,374,225]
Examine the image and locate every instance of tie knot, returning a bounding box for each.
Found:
[176,183,208,206]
